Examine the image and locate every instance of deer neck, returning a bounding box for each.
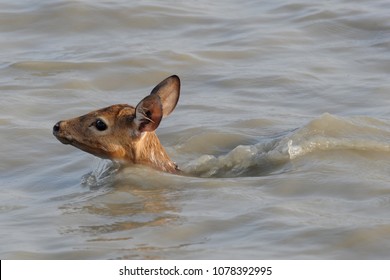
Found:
[129,132,178,173]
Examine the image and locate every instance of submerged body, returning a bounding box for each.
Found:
[53,75,180,173]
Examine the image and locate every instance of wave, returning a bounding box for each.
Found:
[183,113,390,177]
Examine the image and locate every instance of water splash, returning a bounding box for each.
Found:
[81,159,120,188]
[183,114,390,177]
[183,137,290,178]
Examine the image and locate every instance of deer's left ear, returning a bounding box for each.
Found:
[150,75,180,117]
[135,94,163,132]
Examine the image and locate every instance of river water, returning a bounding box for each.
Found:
[1,0,390,259]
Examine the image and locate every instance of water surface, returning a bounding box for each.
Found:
[1,0,390,259]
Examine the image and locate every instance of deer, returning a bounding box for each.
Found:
[53,75,181,174]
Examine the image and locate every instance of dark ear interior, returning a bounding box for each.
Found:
[150,75,180,117]
[135,94,163,132]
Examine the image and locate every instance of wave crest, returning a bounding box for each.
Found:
[183,113,390,177]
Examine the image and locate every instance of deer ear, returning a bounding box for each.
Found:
[135,94,163,132]
[150,75,180,117]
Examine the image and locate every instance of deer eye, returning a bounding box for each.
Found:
[95,119,107,131]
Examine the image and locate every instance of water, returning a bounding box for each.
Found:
[1,0,390,259]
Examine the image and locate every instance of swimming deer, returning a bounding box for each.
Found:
[53,75,180,173]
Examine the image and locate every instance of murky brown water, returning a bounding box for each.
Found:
[1,0,390,259]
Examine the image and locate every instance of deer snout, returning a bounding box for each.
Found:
[53,121,62,133]
[53,121,72,144]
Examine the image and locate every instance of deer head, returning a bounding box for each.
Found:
[53,75,180,173]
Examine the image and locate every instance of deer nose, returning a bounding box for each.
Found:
[53,121,62,133]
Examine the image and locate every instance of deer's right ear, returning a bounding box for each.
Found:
[150,75,180,117]
[135,94,163,132]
